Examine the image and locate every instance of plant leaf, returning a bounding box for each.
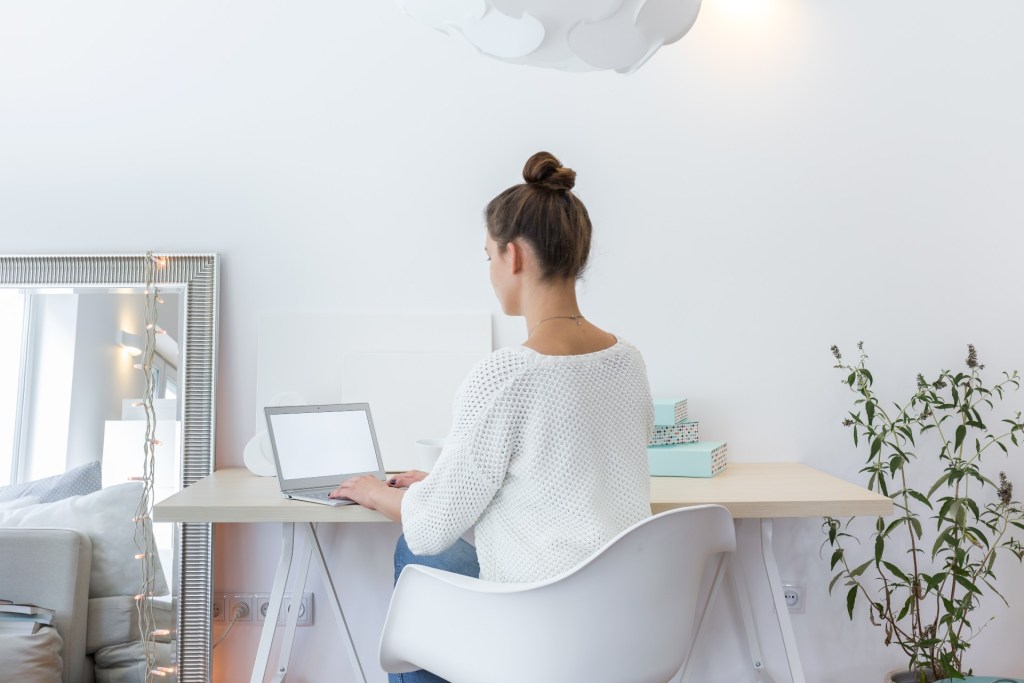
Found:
[910,516,923,539]
[928,472,952,498]
[954,573,981,595]
[849,560,872,578]
[846,585,858,619]
[881,561,910,583]
[955,424,966,452]
[906,489,932,509]
[831,548,844,570]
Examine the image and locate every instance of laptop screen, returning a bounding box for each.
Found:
[266,405,382,485]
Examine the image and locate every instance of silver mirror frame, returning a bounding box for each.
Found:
[0,254,218,683]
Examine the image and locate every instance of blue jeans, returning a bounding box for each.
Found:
[388,535,479,683]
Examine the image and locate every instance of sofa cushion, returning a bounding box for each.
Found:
[0,626,64,683]
[0,460,102,504]
[86,596,174,654]
[93,640,174,683]
[0,483,169,599]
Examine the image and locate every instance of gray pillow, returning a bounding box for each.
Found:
[0,460,102,504]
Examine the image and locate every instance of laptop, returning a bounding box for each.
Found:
[264,403,387,506]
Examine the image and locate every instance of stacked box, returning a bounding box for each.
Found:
[648,441,728,478]
[649,420,700,447]
[653,398,688,427]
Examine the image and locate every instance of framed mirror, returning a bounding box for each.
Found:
[0,254,218,682]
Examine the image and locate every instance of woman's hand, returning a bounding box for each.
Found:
[387,470,429,489]
[329,475,388,509]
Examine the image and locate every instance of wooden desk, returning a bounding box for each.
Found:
[155,462,888,523]
[155,464,890,683]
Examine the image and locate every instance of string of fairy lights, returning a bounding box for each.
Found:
[133,252,174,680]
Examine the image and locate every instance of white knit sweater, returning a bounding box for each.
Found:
[401,338,654,583]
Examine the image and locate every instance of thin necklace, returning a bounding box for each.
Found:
[528,314,585,338]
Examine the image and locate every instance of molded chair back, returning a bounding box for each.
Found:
[379,504,735,683]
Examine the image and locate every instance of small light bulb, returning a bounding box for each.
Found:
[156,295,164,304]
[151,439,161,446]
[133,363,143,370]
[151,629,171,637]
[132,401,144,407]
[128,476,144,481]
[135,553,146,559]
[145,323,154,330]
[150,669,168,677]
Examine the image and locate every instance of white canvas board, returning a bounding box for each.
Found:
[255,312,491,448]
[341,352,488,471]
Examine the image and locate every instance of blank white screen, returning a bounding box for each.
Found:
[269,410,379,481]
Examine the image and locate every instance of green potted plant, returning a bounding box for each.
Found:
[823,343,1024,682]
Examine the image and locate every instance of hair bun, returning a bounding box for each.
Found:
[523,151,576,192]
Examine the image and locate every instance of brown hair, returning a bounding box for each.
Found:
[485,151,592,281]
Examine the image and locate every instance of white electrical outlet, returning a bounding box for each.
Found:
[212,595,226,622]
[782,582,805,613]
[253,593,313,626]
[227,595,252,621]
[214,592,313,626]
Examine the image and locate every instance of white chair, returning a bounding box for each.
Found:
[379,504,736,683]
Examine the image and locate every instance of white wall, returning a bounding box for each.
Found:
[2,0,1023,680]
[68,292,144,468]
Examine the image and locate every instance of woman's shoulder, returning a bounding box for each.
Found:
[458,347,535,397]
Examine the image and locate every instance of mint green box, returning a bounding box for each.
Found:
[650,420,699,447]
[653,398,688,427]
[648,441,728,478]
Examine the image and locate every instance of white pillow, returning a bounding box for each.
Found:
[0,483,169,599]
[0,495,39,511]
[0,626,63,683]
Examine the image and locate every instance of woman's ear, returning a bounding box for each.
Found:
[506,239,525,275]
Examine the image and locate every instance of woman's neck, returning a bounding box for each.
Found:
[521,280,582,336]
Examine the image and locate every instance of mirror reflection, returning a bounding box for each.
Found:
[0,287,182,678]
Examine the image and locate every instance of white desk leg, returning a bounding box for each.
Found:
[303,522,368,683]
[759,519,806,683]
[728,552,777,683]
[252,523,297,683]
[674,553,728,683]
[269,527,314,683]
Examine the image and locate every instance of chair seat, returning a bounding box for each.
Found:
[379,504,736,683]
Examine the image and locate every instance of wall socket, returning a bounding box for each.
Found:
[782,582,805,613]
[211,595,226,622]
[213,593,313,626]
[227,595,253,621]
[256,592,313,626]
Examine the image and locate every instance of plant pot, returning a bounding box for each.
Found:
[886,670,937,683]
[886,672,1022,683]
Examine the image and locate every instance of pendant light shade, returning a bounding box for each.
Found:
[398,0,703,74]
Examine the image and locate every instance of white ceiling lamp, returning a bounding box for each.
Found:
[397,0,703,74]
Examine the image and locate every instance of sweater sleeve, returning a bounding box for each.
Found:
[400,350,527,556]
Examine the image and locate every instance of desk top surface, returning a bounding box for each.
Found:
[154,463,891,523]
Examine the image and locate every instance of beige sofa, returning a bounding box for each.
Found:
[0,528,174,683]
[0,528,92,682]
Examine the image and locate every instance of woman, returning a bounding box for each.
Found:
[331,151,654,682]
